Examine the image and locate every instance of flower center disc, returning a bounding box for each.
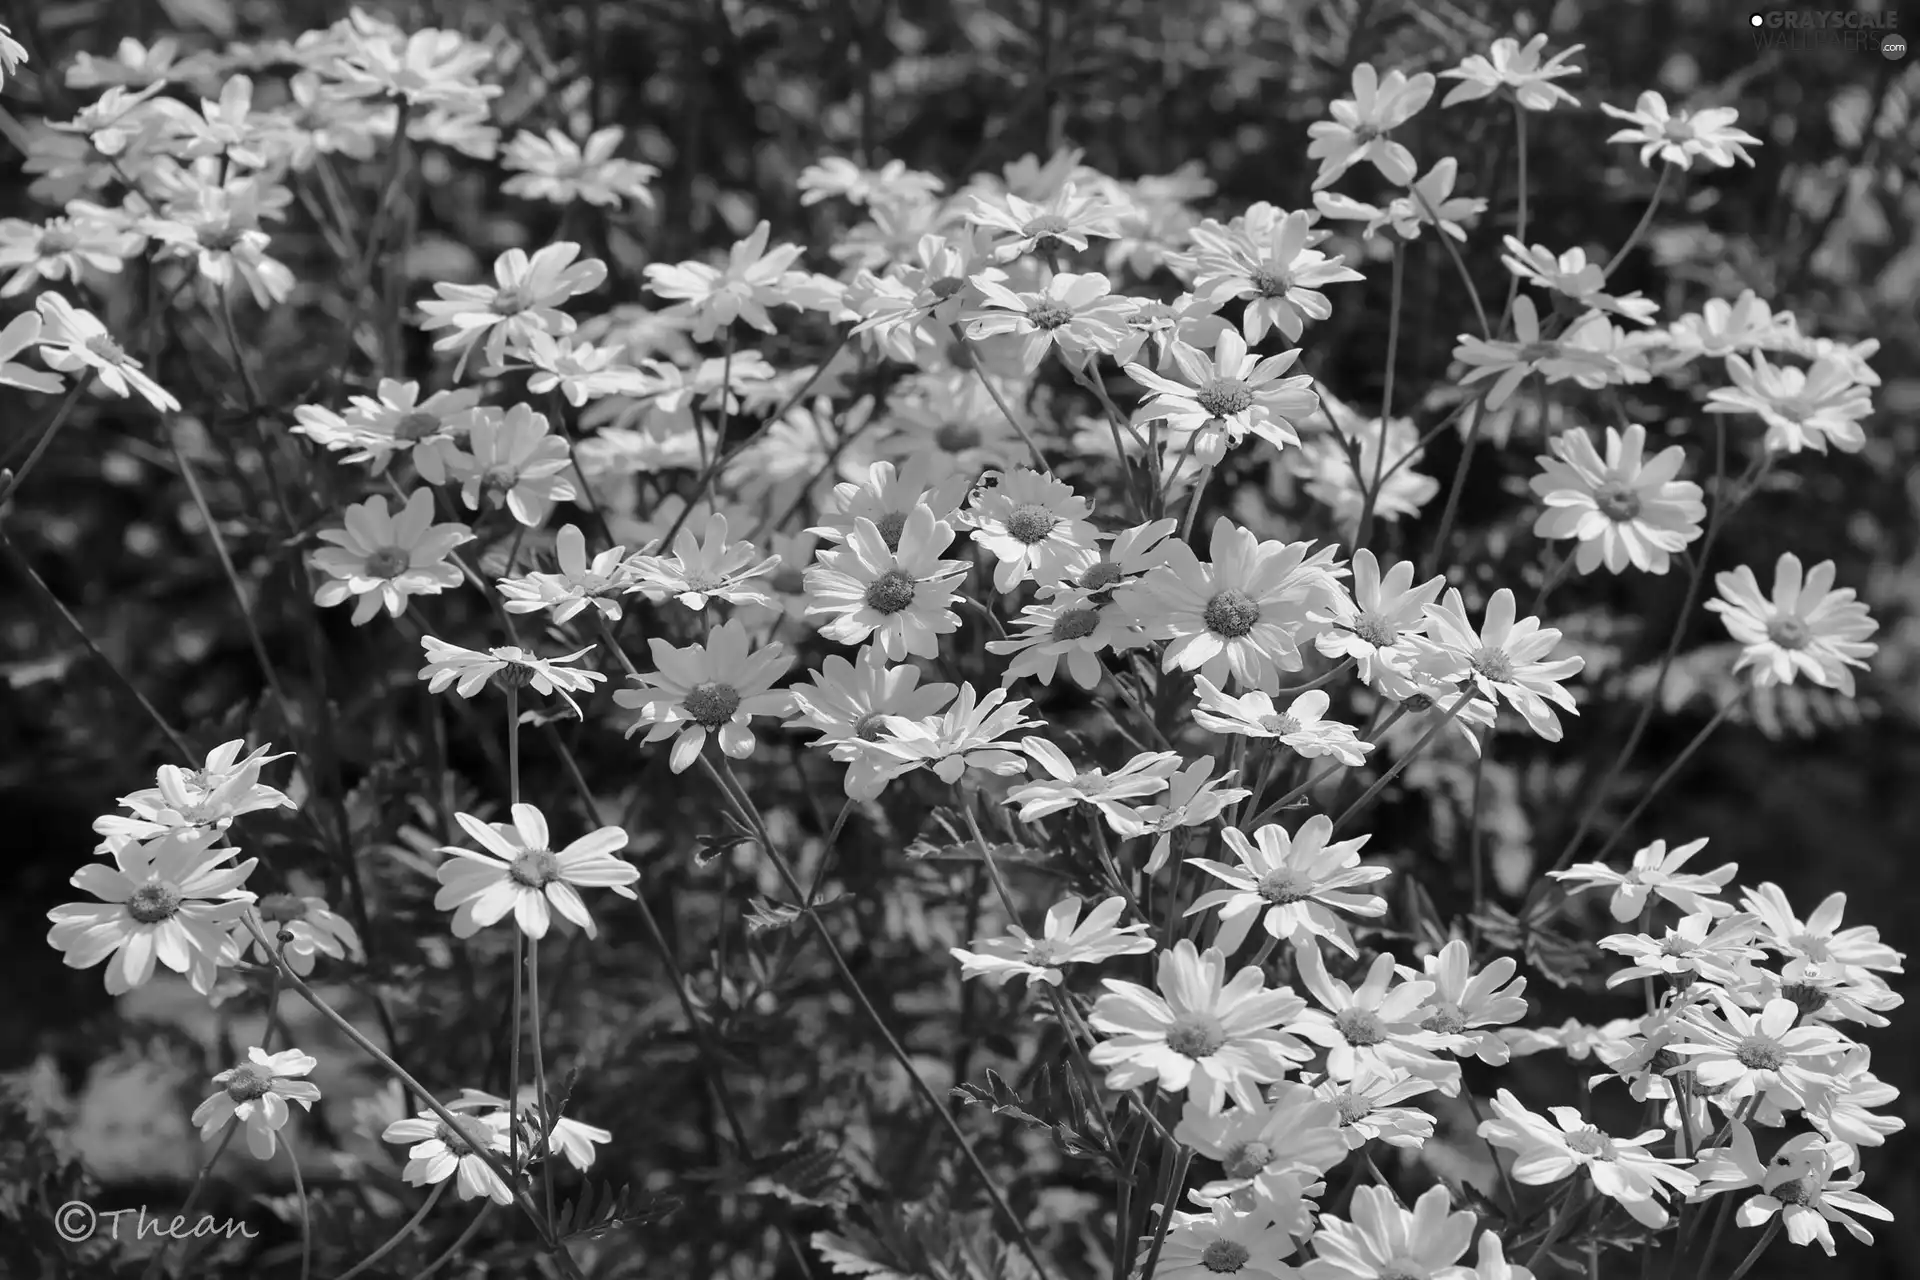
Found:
[257,893,309,923]
[864,570,919,615]
[1196,379,1255,419]
[1006,504,1058,544]
[1201,1239,1251,1274]
[1735,1039,1786,1072]
[509,848,561,888]
[1222,1140,1274,1180]
[1027,301,1074,330]
[1165,1014,1227,1059]
[126,882,183,924]
[1333,1008,1387,1046]
[1470,645,1516,683]
[394,410,443,441]
[1052,608,1101,641]
[364,545,410,578]
[872,509,909,552]
[1203,588,1261,638]
[224,1064,273,1102]
[1766,615,1812,650]
[683,681,742,727]
[1593,481,1643,521]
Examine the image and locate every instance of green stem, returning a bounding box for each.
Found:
[1331,689,1477,834]
[1603,163,1672,280]
[284,1131,313,1280]
[138,1118,238,1280]
[332,1183,447,1280]
[1718,1218,1780,1280]
[0,373,89,507]
[1137,1144,1192,1280]
[1354,240,1405,550]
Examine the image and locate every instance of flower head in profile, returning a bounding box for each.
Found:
[1111,757,1251,875]
[1551,837,1737,921]
[34,292,178,410]
[229,885,362,977]
[1309,550,1442,695]
[1740,882,1903,976]
[502,126,657,208]
[1704,553,1877,696]
[312,489,473,625]
[191,1047,321,1159]
[615,620,794,773]
[1530,424,1704,575]
[1452,295,1615,409]
[1705,352,1871,456]
[1602,92,1761,169]
[418,242,608,376]
[0,311,64,394]
[1175,1081,1348,1200]
[644,220,821,342]
[497,524,638,623]
[859,683,1040,788]
[1192,679,1372,767]
[1088,939,1310,1114]
[418,637,606,718]
[293,379,482,473]
[1293,949,1457,1092]
[1186,815,1387,957]
[1306,64,1437,188]
[1416,588,1584,741]
[1477,1089,1697,1227]
[435,403,576,526]
[629,512,781,611]
[1313,158,1486,244]
[1303,1185,1476,1280]
[47,828,257,995]
[434,804,637,940]
[92,739,295,853]
[964,181,1124,261]
[382,1107,515,1204]
[785,645,957,799]
[1405,941,1530,1065]
[951,895,1155,987]
[1190,209,1364,345]
[1732,1135,1891,1256]
[1600,910,1763,988]
[987,596,1143,689]
[1439,35,1584,110]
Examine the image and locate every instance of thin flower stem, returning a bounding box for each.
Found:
[1045,985,1118,1148]
[0,373,89,507]
[961,332,1052,472]
[1065,358,1150,519]
[283,1131,313,1280]
[706,756,1052,1280]
[1354,240,1405,550]
[1137,1145,1192,1280]
[1501,101,1529,331]
[527,938,557,1234]
[138,1118,239,1280]
[1111,1114,1150,1280]
[1524,1182,1593,1271]
[1331,690,1477,834]
[1420,399,1484,580]
[959,794,1020,917]
[1411,186,1491,338]
[332,1183,447,1280]
[507,932,525,1177]
[1180,461,1214,544]
[1462,1087,1520,1211]
[410,1200,492,1280]
[0,528,197,758]
[1603,163,1673,280]
[1718,1217,1780,1280]
[237,913,578,1268]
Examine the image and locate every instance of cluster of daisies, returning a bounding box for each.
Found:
[10,8,1900,1269]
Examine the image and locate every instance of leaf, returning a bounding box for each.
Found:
[1473,904,1598,989]
[553,1181,678,1242]
[952,1068,1116,1166]
[739,1136,851,1207]
[694,830,754,868]
[812,1228,916,1280]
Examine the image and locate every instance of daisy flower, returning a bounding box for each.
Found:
[1006,739,1180,830]
[1303,1185,1476,1280]
[1813,1048,1907,1149]
[963,271,1131,373]
[417,636,606,718]
[382,1108,516,1204]
[950,895,1155,987]
[804,506,970,660]
[229,885,362,977]
[496,524,638,623]
[1405,941,1530,1065]
[1314,1067,1440,1150]
[1088,939,1310,1115]
[987,596,1142,689]
[629,512,780,611]
[1125,517,1345,694]
[964,182,1124,261]
[1705,352,1872,456]
[809,457,971,550]
[1309,550,1442,694]
[1600,911,1764,988]
[92,738,296,853]
[435,403,577,526]
[1191,209,1364,345]
[1191,679,1373,766]
[615,620,794,773]
[1046,518,1180,604]
[859,683,1039,788]
[1110,756,1251,874]
[0,311,64,394]
[1439,35,1584,110]
[0,24,25,92]
[1452,295,1614,410]
[1306,64,1437,188]
[799,156,946,207]
[1477,1090,1697,1227]
[1500,240,1657,324]
[46,828,257,996]
[1671,996,1851,1114]
[966,467,1099,592]
[191,1047,322,1159]
[433,804,638,940]
[1740,882,1903,975]
[311,489,473,625]
[1124,329,1318,464]
[1108,291,1233,369]
[1416,588,1584,741]
[448,1087,614,1171]
[1185,815,1387,958]
[1312,158,1486,244]
[1735,1137,1891,1255]
[1704,553,1878,696]
[1293,949,1458,1092]
[0,215,135,297]
[1551,837,1737,922]
[293,379,481,473]
[34,292,179,411]
[784,643,957,772]
[330,23,500,112]
[1175,1081,1348,1195]
[1298,412,1440,538]
[418,242,608,375]
[1602,92,1762,170]
[502,126,657,208]
[643,220,814,342]
[1529,424,1705,575]
[1158,1198,1302,1280]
